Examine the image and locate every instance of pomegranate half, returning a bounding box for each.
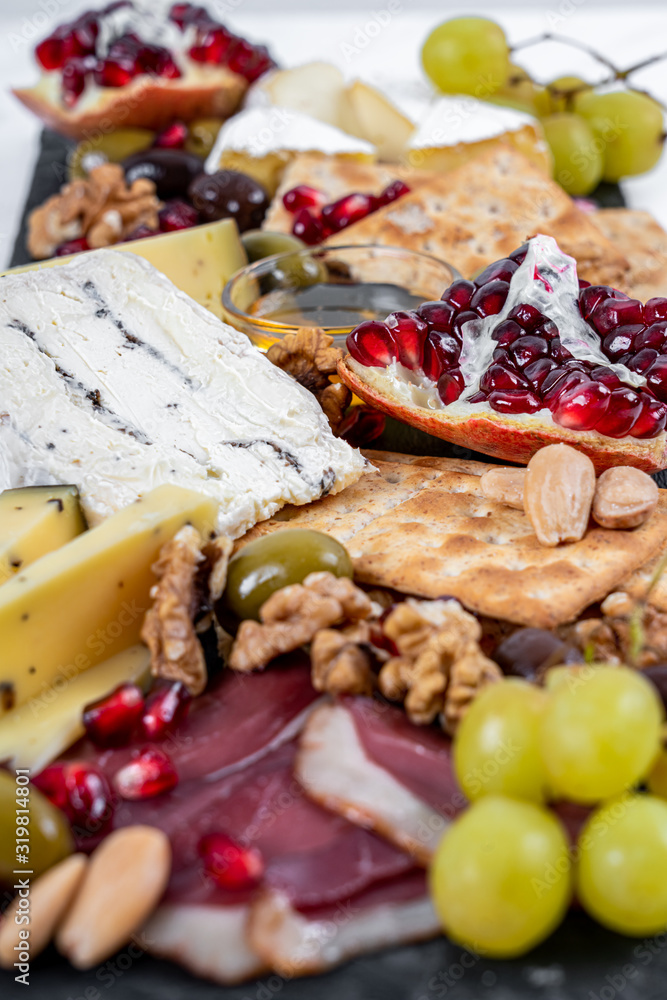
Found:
[338,235,667,473]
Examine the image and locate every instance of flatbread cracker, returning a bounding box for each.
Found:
[325,145,629,289]
[613,495,667,612]
[237,460,667,628]
[593,208,667,300]
[361,449,496,476]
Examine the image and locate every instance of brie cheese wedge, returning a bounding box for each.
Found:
[0,250,365,536]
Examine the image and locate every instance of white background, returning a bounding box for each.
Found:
[1,0,667,266]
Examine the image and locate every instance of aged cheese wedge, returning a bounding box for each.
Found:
[0,484,217,717]
[2,219,247,321]
[0,644,150,771]
[0,485,86,585]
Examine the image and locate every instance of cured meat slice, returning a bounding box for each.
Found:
[296,698,464,864]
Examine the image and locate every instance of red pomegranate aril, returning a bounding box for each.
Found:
[227,37,258,75]
[198,832,264,891]
[386,311,428,371]
[602,324,644,361]
[190,27,233,64]
[55,237,90,256]
[347,320,398,368]
[549,338,573,363]
[169,2,192,28]
[595,388,643,438]
[542,370,589,407]
[525,357,557,391]
[632,398,667,439]
[474,258,519,286]
[422,334,457,380]
[292,208,327,245]
[338,405,385,447]
[36,34,65,70]
[590,366,623,388]
[635,322,667,353]
[140,681,191,740]
[33,762,113,832]
[491,319,522,347]
[61,58,89,106]
[418,301,456,334]
[645,298,667,325]
[488,389,541,415]
[579,278,591,290]
[591,297,644,334]
[437,371,464,404]
[283,185,326,213]
[551,380,610,431]
[508,244,528,264]
[114,747,178,800]
[533,319,559,341]
[507,303,543,332]
[492,347,511,364]
[379,180,410,205]
[510,335,549,369]
[124,224,157,241]
[94,56,136,88]
[468,390,488,403]
[627,348,659,374]
[83,683,144,747]
[480,364,528,393]
[579,284,626,322]
[154,121,188,149]
[470,280,510,318]
[442,279,475,310]
[645,357,667,403]
[159,199,199,232]
[321,194,374,232]
[453,310,480,338]
[157,53,182,79]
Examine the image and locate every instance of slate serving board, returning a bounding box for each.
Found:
[2,130,667,1000]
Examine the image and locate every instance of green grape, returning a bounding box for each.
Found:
[577,794,667,936]
[575,89,665,181]
[546,75,591,114]
[487,62,547,116]
[422,17,510,98]
[540,665,663,804]
[453,678,550,802]
[0,770,73,883]
[430,796,572,957]
[542,112,604,196]
[648,746,667,798]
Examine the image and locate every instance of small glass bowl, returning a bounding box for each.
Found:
[222,244,461,350]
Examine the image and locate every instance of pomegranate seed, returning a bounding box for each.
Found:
[595,387,643,438]
[579,278,591,290]
[418,301,456,334]
[338,406,385,447]
[283,185,326,213]
[156,53,182,79]
[94,56,136,88]
[36,34,65,70]
[113,747,178,800]
[385,311,428,371]
[140,681,191,740]
[590,366,623,388]
[190,27,234,64]
[534,319,559,340]
[491,319,522,348]
[422,333,459,380]
[551,380,611,431]
[124,224,158,241]
[347,320,398,367]
[525,357,557,391]
[453,309,479,338]
[635,322,667,353]
[549,338,573,363]
[61,57,90,106]
[542,370,589,406]
[645,298,667,325]
[480,364,528,393]
[154,122,188,149]
[632,398,667,439]
[198,832,264,891]
[579,285,625,322]
[292,208,327,245]
[83,683,144,747]
[55,237,90,256]
[488,389,541,415]
[169,2,192,28]
[591,297,644,334]
[507,303,543,332]
[508,244,528,264]
[510,335,549,369]
[442,279,475,310]
[468,390,488,403]
[321,194,374,232]
[470,280,510,317]
[69,11,99,55]
[602,324,643,361]
[159,199,199,232]
[644,357,667,403]
[33,762,113,832]
[474,258,519,286]
[437,371,464,404]
[627,348,659,374]
[229,42,273,82]
[378,180,410,205]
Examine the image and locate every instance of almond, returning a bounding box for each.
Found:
[480,467,526,509]
[524,444,595,547]
[0,854,87,968]
[592,467,659,530]
[56,825,171,969]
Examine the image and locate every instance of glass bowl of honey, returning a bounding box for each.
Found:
[222,245,461,350]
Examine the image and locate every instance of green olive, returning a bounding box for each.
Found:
[261,250,328,295]
[184,117,224,158]
[0,771,73,884]
[224,529,353,621]
[241,229,305,263]
[67,128,155,180]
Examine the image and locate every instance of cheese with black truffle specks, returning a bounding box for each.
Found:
[0,250,365,535]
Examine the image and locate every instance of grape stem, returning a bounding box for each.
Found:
[510,32,667,110]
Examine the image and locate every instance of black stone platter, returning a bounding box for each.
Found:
[2,130,667,1000]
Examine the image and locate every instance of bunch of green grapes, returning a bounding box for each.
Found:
[429,667,667,958]
[421,17,666,196]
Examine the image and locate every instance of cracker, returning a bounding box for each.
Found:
[361,449,496,476]
[325,145,629,288]
[613,495,667,612]
[593,208,667,300]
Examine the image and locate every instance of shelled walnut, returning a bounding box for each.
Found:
[266,329,352,433]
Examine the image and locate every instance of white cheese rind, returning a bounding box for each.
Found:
[0,251,365,536]
[409,95,537,149]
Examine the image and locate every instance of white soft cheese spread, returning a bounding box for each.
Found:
[0,251,365,535]
[408,95,537,150]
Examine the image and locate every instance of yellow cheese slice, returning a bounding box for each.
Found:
[0,484,218,717]
[0,485,87,586]
[0,644,151,772]
[2,219,247,321]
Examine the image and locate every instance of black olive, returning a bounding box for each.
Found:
[187,170,269,232]
[122,149,204,200]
